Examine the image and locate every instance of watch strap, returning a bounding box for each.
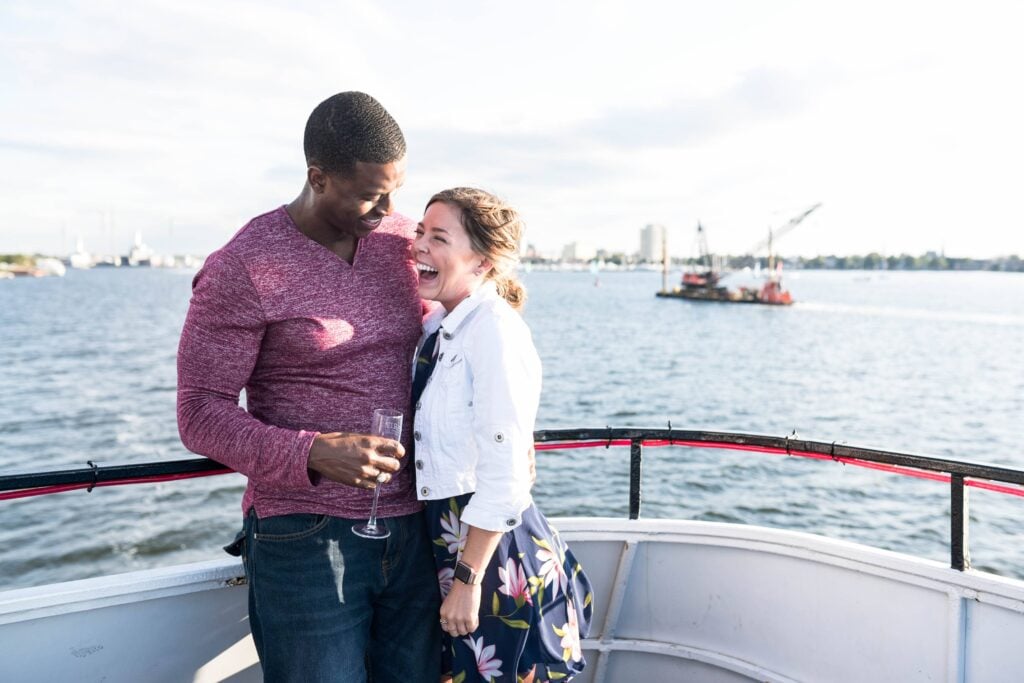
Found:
[454,560,482,585]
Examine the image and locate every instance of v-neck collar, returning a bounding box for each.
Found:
[279,205,365,268]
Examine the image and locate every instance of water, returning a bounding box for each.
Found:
[1,268,1022,590]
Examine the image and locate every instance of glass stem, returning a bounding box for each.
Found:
[366,487,382,528]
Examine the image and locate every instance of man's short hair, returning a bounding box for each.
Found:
[304,92,406,174]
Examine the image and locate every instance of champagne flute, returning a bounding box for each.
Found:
[351,408,403,539]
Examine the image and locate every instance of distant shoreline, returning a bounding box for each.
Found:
[4,251,1022,273]
[524,252,1022,273]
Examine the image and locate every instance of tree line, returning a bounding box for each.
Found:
[792,253,1020,271]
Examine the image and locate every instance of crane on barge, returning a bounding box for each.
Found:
[657,203,821,305]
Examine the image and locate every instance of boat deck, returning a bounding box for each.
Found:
[3,518,1024,682]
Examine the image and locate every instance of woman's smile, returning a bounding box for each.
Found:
[414,202,486,312]
[416,261,439,283]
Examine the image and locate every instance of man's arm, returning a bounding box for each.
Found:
[176,251,403,489]
[176,250,318,488]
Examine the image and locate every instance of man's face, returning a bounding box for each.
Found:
[313,157,407,239]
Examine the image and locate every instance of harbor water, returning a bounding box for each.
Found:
[1,267,1022,590]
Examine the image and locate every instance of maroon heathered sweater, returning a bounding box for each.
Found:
[177,206,424,519]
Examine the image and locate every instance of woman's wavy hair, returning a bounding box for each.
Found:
[426,187,526,311]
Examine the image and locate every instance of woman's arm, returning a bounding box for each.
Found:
[439,525,502,637]
[459,311,541,531]
[440,307,542,635]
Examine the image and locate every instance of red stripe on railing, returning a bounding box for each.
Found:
[538,438,1024,498]
[535,440,634,450]
[0,470,232,501]
[4,439,1023,500]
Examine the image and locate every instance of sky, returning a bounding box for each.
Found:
[1,1,1022,259]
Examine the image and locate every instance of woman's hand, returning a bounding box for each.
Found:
[439,581,482,637]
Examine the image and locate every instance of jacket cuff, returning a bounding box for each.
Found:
[460,501,526,533]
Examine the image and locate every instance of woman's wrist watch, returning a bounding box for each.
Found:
[454,560,482,585]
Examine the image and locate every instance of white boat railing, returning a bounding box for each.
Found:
[2,428,1024,681]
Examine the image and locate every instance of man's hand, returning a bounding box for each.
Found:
[307,432,404,489]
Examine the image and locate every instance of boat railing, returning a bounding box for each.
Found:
[2,427,1022,572]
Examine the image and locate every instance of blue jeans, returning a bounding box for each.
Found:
[240,510,441,682]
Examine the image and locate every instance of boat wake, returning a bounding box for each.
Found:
[795,301,1024,327]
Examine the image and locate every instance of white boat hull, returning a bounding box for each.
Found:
[2,519,1022,682]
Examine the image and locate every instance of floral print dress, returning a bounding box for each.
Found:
[425,492,594,682]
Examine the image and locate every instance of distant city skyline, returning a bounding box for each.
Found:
[2,2,1023,259]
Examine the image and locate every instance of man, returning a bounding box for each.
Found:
[177,92,440,681]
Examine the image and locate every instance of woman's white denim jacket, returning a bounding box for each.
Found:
[412,281,539,532]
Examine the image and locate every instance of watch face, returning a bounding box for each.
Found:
[454,561,478,584]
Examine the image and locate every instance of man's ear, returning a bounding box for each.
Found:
[307,166,327,193]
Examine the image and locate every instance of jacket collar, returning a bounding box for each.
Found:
[425,280,498,340]
[422,304,445,337]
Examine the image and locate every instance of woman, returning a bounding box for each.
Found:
[411,188,593,682]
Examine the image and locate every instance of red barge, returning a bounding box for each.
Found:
[657,204,820,307]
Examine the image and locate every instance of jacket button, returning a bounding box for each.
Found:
[467,400,473,407]
[415,460,424,470]
[442,331,453,340]
[506,518,517,527]
[494,432,504,443]
[421,486,430,496]
[415,401,421,410]
[438,352,444,361]
[414,431,421,441]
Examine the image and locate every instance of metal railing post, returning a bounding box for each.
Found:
[629,438,642,519]
[951,474,970,571]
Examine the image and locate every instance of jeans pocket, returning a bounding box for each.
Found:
[223,527,246,556]
[253,513,330,542]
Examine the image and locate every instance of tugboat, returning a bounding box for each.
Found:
[657,203,820,306]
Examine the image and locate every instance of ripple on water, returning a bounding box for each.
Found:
[3,269,1024,588]
[693,510,745,524]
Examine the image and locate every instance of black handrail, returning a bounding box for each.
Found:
[4,428,1022,571]
[533,428,1024,484]
[532,428,1024,571]
[0,458,229,491]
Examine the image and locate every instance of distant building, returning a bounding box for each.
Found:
[561,241,596,262]
[640,224,666,262]
[68,236,93,269]
[127,231,154,267]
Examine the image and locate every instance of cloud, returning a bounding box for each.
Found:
[403,64,834,225]
[410,127,621,190]
[263,163,305,184]
[580,66,832,150]
[0,138,116,160]
[1,1,1022,258]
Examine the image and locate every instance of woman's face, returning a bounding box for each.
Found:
[414,201,489,312]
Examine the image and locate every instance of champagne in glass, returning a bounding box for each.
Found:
[351,408,403,539]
